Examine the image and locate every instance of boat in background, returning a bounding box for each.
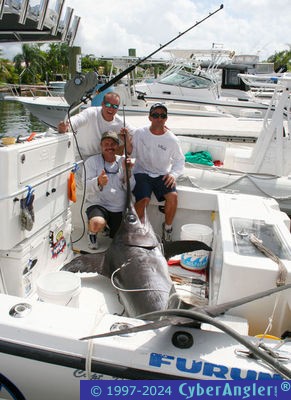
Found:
[4,47,276,129]
[133,49,275,119]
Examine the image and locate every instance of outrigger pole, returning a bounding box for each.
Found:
[68,4,223,111]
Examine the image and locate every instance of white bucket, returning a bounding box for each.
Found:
[180,224,213,271]
[37,271,81,308]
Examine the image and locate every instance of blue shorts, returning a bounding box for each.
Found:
[133,173,176,202]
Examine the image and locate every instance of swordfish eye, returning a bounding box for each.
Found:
[126,214,137,224]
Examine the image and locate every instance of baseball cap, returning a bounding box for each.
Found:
[101,131,119,144]
[149,102,168,114]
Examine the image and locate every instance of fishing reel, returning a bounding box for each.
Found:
[64,71,99,106]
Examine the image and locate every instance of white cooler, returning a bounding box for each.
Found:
[0,210,73,298]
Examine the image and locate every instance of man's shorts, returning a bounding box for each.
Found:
[133,173,176,203]
[86,205,122,238]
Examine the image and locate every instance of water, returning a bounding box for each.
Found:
[0,99,47,138]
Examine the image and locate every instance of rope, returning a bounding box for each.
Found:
[249,234,287,286]
[259,294,280,340]
[111,263,170,294]
[178,166,291,201]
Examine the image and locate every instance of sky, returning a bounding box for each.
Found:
[1,0,291,62]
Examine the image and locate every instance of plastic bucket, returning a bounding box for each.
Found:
[37,271,81,308]
[180,224,213,271]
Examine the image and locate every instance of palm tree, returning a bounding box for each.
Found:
[13,44,46,84]
[45,43,70,82]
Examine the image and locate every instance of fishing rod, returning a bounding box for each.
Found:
[122,105,132,207]
[67,3,224,114]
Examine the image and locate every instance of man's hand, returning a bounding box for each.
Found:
[122,157,134,174]
[58,120,69,133]
[120,127,132,154]
[98,169,108,189]
[163,174,176,188]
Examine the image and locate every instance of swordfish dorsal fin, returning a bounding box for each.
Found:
[163,240,212,260]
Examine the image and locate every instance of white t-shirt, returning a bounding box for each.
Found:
[69,107,135,159]
[85,154,135,212]
[132,126,185,178]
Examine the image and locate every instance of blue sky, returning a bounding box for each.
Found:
[1,0,290,61]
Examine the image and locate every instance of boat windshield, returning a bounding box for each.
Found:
[231,218,291,259]
[158,71,212,89]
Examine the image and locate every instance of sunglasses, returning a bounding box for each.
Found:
[150,112,167,119]
[104,101,119,109]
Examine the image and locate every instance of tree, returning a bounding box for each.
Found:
[267,47,291,72]
[45,43,70,82]
[13,44,46,83]
[0,58,18,83]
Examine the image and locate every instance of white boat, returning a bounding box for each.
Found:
[4,81,233,129]
[0,122,291,398]
[1,9,291,396]
[133,49,274,119]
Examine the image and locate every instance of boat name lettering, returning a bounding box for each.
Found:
[178,382,277,399]
[73,370,123,380]
[149,353,282,380]
[73,370,105,380]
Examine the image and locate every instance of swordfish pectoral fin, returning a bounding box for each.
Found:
[163,240,212,261]
[61,252,107,275]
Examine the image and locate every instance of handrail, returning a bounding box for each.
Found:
[2,83,62,98]
[0,160,83,201]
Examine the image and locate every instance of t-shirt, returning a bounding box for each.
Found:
[85,154,135,212]
[132,126,185,178]
[69,107,135,159]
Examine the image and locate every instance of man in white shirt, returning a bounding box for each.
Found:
[58,92,134,159]
[84,131,135,249]
[130,103,184,241]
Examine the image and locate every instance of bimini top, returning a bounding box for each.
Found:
[0,0,80,45]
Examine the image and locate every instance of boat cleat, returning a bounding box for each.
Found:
[235,343,291,362]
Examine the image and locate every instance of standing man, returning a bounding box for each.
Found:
[84,131,135,249]
[58,92,134,159]
[130,103,184,241]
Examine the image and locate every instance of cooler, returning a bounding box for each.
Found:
[0,210,73,298]
[0,133,75,250]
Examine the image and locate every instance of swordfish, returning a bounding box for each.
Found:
[63,160,211,317]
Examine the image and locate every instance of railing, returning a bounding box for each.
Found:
[1,83,64,98]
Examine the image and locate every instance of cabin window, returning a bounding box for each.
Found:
[159,71,212,89]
